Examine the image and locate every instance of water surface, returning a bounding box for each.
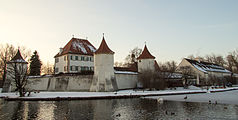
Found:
[0,98,238,120]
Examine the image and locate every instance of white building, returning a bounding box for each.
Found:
[176,58,231,85]
[54,37,96,74]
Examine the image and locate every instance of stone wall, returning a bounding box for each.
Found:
[26,75,93,91]
[115,73,138,90]
[6,73,138,92]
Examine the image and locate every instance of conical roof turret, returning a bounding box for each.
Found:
[9,49,27,63]
[95,36,114,54]
[137,45,155,59]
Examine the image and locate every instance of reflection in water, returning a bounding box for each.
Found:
[37,101,55,120]
[0,98,238,120]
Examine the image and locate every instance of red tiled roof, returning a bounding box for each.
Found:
[137,45,155,59]
[9,49,27,63]
[95,36,114,54]
[54,38,96,58]
[114,62,138,72]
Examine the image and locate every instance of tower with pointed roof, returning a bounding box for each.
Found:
[90,35,117,92]
[2,49,28,92]
[137,45,156,72]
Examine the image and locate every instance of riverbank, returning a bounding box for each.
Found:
[146,89,238,105]
[1,86,238,101]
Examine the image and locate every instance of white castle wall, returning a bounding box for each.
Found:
[115,73,138,90]
[23,73,137,92]
[23,74,138,91]
[26,75,93,91]
[138,59,155,72]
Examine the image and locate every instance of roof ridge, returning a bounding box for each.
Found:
[54,37,96,57]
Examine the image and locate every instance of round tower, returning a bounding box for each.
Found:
[90,36,117,92]
[2,49,28,92]
[137,45,156,73]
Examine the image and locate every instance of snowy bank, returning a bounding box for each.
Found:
[1,87,238,101]
[146,88,238,105]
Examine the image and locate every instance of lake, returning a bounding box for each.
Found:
[0,98,238,120]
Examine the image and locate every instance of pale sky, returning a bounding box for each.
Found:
[1,0,238,65]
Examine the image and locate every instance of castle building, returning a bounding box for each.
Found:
[90,36,117,92]
[137,45,156,72]
[54,38,96,74]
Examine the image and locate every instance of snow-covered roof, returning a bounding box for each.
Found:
[167,72,183,79]
[55,38,96,57]
[114,65,138,74]
[185,58,231,73]
[114,70,138,75]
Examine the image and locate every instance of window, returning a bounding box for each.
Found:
[86,57,89,61]
[70,66,73,71]
[90,67,94,71]
[86,66,89,71]
[70,56,73,60]
[64,56,67,61]
[81,66,84,71]
[75,56,78,60]
[81,56,85,61]
[64,66,68,71]
[90,57,94,62]
[75,66,79,71]
[55,68,59,72]
[55,58,59,63]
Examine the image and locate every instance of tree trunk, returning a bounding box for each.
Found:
[19,87,24,97]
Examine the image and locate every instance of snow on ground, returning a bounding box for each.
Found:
[146,89,238,105]
[0,86,238,104]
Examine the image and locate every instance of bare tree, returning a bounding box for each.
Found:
[177,66,194,87]
[41,62,54,75]
[157,61,177,72]
[227,50,238,73]
[125,47,142,65]
[0,44,17,83]
[0,44,31,83]
[226,54,235,73]
[7,61,28,97]
[138,70,168,90]
[205,54,225,67]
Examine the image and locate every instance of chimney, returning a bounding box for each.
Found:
[59,48,63,54]
[195,57,202,63]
